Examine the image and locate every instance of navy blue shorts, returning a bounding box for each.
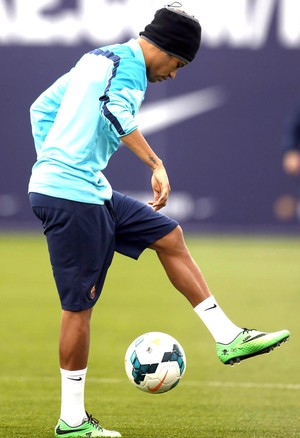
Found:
[29,191,178,311]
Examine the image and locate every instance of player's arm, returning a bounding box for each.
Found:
[102,57,170,209]
[121,128,171,211]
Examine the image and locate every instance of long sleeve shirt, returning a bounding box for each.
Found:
[29,38,147,204]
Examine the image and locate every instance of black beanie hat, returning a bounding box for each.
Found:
[139,4,201,63]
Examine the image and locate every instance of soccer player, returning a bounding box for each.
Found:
[28,4,290,437]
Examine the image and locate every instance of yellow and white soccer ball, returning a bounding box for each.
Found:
[124,331,186,394]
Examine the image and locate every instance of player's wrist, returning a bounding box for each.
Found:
[151,160,164,172]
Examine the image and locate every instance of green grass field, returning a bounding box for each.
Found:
[1,233,299,438]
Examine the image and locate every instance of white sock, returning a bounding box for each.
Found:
[194,296,241,344]
[60,368,87,427]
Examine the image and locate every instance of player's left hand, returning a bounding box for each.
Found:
[149,166,171,211]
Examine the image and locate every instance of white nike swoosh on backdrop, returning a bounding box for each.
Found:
[137,86,227,135]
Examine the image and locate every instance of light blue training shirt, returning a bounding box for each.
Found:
[28,38,147,204]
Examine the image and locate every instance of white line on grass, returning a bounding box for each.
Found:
[205,381,300,391]
[1,376,300,390]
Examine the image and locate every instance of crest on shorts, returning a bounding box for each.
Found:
[89,284,96,300]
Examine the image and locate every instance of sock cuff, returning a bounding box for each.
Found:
[194,296,216,313]
[60,368,87,377]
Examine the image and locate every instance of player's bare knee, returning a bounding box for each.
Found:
[150,225,186,254]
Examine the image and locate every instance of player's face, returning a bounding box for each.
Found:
[147,52,187,83]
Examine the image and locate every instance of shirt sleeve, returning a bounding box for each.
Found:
[99,56,146,137]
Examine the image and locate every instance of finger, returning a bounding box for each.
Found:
[148,198,167,211]
[148,203,166,212]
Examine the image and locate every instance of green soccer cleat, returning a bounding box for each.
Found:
[217,328,290,366]
[54,412,121,437]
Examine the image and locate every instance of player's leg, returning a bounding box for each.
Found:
[59,308,93,370]
[149,225,290,365]
[29,193,121,437]
[57,308,121,437]
[149,225,242,340]
[149,224,211,307]
[113,190,289,366]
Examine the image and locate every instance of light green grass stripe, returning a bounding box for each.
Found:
[2,376,300,390]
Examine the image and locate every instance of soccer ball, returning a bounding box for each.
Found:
[124,331,186,394]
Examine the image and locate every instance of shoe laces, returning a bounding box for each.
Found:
[86,412,103,431]
[242,328,254,334]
